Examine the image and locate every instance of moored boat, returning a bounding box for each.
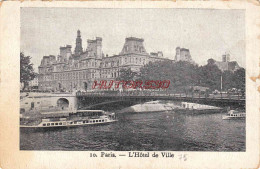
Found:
[222,110,245,120]
[130,101,168,113]
[174,102,222,114]
[20,110,117,129]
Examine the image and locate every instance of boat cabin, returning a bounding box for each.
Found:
[70,110,105,117]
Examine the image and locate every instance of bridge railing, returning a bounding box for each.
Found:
[76,91,245,100]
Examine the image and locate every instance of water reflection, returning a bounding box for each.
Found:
[20,110,245,151]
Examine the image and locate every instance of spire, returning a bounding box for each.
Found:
[74,30,83,55]
[77,30,81,37]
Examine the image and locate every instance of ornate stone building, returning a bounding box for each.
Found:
[175,47,195,64]
[215,52,240,72]
[38,30,171,91]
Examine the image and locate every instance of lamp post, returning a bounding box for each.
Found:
[221,74,223,92]
[220,74,223,99]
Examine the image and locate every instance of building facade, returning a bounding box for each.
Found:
[38,30,171,92]
[28,75,39,89]
[215,52,240,72]
[175,47,195,64]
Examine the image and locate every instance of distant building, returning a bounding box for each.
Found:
[215,52,240,72]
[28,75,39,90]
[38,30,172,91]
[175,47,196,64]
[150,51,163,58]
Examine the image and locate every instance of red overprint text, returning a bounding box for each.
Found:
[92,80,171,90]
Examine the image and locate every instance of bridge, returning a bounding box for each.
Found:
[20,91,245,114]
[76,91,245,110]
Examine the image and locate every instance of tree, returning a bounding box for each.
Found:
[207,58,216,65]
[138,60,200,92]
[20,52,36,90]
[122,59,244,93]
[116,68,137,81]
[198,63,222,91]
[222,70,235,90]
[138,61,167,81]
[233,68,245,90]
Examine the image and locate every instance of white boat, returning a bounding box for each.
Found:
[130,101,167,112]
[20,110,117,129]
[222,110,246,120]
[163,104,175,111]
[174,102,222,114]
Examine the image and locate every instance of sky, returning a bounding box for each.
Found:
[21,8,245,72]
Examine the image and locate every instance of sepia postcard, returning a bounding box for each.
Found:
[0,1,260,169]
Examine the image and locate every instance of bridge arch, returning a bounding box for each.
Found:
[57,98,69,109]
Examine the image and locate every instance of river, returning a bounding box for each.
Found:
[20,105,245,151]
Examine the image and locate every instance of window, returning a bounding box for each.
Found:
[20,108,25,113]
[47,123,50,126]
[99,120,101,122]
[43,123,46,126]
[59,122,62,125]
[55,123,58,125]
[51,123,54,125]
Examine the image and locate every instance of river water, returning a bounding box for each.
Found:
[20,107,245,151]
